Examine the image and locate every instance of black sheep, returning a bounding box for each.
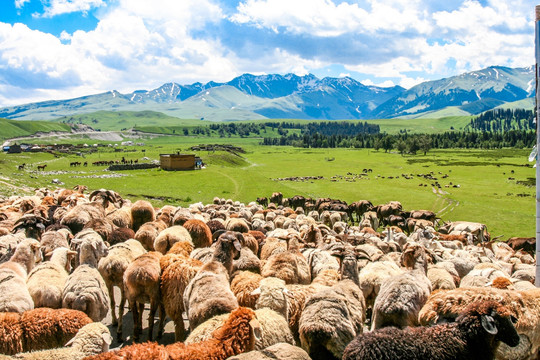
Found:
[342,300,519,360]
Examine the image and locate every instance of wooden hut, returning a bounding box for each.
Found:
[160,153,197,170]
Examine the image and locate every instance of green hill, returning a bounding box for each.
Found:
[54,110,205,131]
[0,118,70,141]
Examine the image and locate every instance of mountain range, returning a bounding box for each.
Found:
[0,66,534,122]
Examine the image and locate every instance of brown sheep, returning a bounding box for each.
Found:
[134,220,167,251]
[131,200,155,232]
[160,241,203,341]
[123,251,165,342]
[0,308,92,355]
[182,219,212,248]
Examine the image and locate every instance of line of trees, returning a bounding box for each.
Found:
[261,130,536,152]
[467,108,534,132]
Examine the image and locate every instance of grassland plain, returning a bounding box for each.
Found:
[0,133,534,238]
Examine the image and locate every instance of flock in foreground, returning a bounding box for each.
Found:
[0,186,537,360]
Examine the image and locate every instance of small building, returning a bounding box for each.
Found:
[7,144,22,154]
[160,153,198,170]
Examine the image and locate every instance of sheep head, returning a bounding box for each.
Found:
[457,300,520,348]
[400,242,428,272]
[89,189,122,209]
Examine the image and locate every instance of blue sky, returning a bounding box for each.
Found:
[0,0,535,106]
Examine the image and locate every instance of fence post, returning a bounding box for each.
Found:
[534,5,540,287]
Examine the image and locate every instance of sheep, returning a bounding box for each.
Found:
[225,217,250,233]
[298,246,366,360]
[261,235,310,285]
[183,231,243,331]
[285,268,340,339]
[153,225,193,254]
[134,220,167,251]
[83,218,116,244]
[185,306,294,350]
[419,287,540,360]
[231,270,264,309]
[123,251,165,342]
[251,277,291,320]
[107,227,135,246]
[27,247,77,308]
[60,190,116,234]
[358,260,404,312]
[160,242,203,341]
[0,308,92,355]
[39,227,72,260]
[0,238,42,313]
[97,239,146,341]
[227,342,311,360]
[233,247,261,273]
[182,219,212,248]
[62,231,110,322]
[371,242,432,330]
[131,200,155,232]
[343,300,520,360]
[106,205,133,230]
[11,322,112,360]
[83,307,261,360]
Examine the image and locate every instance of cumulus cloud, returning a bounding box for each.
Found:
[15,0,31,8]
[40,0,106,17]
[0,0,535,106]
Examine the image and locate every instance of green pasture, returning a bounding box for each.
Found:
[0,135,534,238]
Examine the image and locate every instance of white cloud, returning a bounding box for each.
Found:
[0,0,536,106]
[15,0,30,9]
[231,0,432,36]
[41,0,106,17]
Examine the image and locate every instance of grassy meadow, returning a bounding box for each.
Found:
[0,132,534,238]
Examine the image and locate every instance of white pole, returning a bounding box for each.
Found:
[536,5,540,287]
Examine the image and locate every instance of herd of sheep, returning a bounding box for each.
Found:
[0,186,537,360]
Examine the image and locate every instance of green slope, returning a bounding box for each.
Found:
[0,118,70,141]
[53,110,205,131]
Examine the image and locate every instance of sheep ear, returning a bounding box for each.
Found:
[250,287,261,296]
[65,337,75,347]
[103,332,113,346]
[233,239,242,252]
[481,315,498,335]
[283,288,294,299]
[249,318,262,342]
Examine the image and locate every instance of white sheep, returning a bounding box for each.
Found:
[27,247,77,308]
[62,230,110,322]
[0,238,42,313]
[371,242,432,330]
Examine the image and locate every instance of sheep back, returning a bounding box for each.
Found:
[27,262,68,309]
[227,342,311,360]
[62,265,110,322]
[184,261,239,330]
[0,270,34,313]
[0,312,23,355]
[230,271,263,308]
[183,219,212,248]
[20,308,92,352]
